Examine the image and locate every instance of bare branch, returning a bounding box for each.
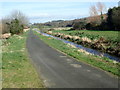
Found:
[96,2,106,14]
[10,10,29,25]
[89,5,98,16]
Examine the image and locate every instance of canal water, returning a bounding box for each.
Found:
[34,29,120,62]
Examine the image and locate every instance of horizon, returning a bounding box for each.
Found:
[1,1,119,23]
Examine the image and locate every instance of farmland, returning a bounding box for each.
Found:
[52,30,119,42]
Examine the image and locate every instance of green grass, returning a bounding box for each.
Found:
[33,30,119,77]
[2,31,44,88]
[52,30,119,42]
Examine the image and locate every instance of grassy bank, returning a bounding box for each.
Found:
[2,31,44,88]
[46,29,120,57]
[33,30,119,77]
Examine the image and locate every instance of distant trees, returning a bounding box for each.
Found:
[1,10,29,34]
[6,19,24,34]
[89,5,98,16]
[72,2,106,30]
[9,10,29,26]
[1,18,10,34]
[35,3,119,31]
[99,6,120,31]
[89,5,98,24]
[97,2,106,21]
[107,7,120,30]
[72,5,119,31]
[86,2,120,31]
[73,21,86,30]
[89,5,99,25]
[89,2,106,24]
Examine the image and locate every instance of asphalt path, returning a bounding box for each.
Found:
[26,30,119,88]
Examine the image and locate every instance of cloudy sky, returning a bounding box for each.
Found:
[0,0,119,23]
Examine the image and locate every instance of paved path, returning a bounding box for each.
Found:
[26,30,118,88]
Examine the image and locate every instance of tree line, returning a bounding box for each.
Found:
[1,10,29,35]
[73,2,120,31]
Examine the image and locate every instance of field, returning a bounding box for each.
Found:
[2,31,44,88]
[33,30,120,76]
[52,30,119,42]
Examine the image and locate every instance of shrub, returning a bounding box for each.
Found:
[107,6,120,30]
[1,10,28,34]
[73,21,86,30]
[6,19,24,35]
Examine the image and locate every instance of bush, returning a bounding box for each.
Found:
[6,19,24,35]
[1,10,28,34]
[73,21,86,30]
[107,6,120,30]
[85,6,120,31]
[1,19,10,34]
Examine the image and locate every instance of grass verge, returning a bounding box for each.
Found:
[2,31,44,88]
[33,30,120,77]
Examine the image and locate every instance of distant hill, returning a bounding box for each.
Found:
[42,14,107,28]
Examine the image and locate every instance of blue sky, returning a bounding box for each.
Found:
[0,1,119,23]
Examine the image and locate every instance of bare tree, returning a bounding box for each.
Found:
[10,10,29,25]
[97,2,106,15]
[89,2,106,23]
[96,2,106,21]
[1,17,11,34]
[1,10,29,34]
[89,5,98,16]
[89,5,99,24]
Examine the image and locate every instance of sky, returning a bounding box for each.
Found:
[0,0,119,23]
